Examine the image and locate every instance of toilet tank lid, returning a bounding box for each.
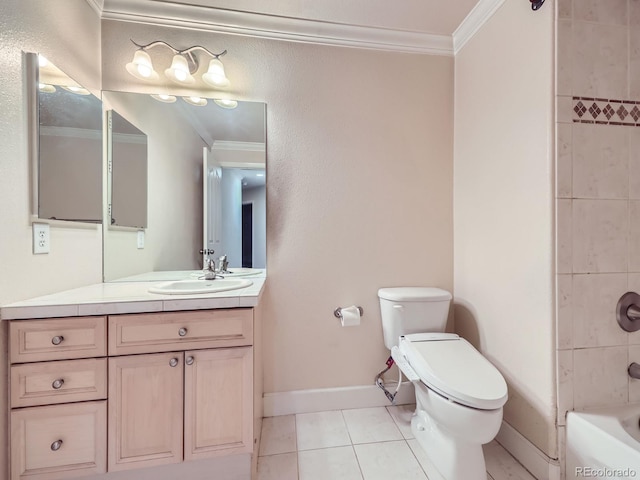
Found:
[378,287,452,302]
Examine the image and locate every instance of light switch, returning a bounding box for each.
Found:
[137,230,145,249]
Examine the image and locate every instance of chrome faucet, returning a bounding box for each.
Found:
[199,249,216,280]
[217,255,229,273]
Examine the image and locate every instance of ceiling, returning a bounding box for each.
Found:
[94,0,487,55]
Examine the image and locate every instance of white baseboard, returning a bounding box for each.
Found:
[263,382,415,417]
[496,420,561,480]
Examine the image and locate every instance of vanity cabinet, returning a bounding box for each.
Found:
[8,307,258,480]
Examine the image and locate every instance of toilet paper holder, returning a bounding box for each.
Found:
[334,306,364,319]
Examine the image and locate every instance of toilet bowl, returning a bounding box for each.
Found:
[378,288,508,480]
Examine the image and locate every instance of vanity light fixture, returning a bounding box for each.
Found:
[150,93,177,103]
[213,99,238,109]
[183,96,208,107]
[126,40,230,88]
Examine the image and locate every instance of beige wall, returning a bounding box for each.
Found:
[454,0,556,457]
[556,0,640,468]
[0,1,102,479]
[101,20,454,392]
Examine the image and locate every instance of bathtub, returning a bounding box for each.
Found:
[566,404,640,479]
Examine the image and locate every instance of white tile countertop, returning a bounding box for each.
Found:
[0,276,265,320]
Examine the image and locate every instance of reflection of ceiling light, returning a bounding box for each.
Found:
[256,173,264,177]
[214,99,238,109]
[125,39,230,88]
[61,85,91,95]
[151,94,177,103]
[38,83,56,93]
[183,96,207,107]
[38,55,49,68]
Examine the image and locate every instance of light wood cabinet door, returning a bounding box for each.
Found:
[108,352,184,471]
[11,401,106,480]
[184,347,253,460]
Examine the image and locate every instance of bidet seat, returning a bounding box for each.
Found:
[399,333,507,410]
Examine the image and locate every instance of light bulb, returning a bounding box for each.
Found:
[214,99,238,109]
[151,94,177,103]
[202,58,230,88]
[126,50,159,81]
[165,55,195,85]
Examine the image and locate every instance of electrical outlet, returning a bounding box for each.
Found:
[33,223,50,254]
[137,230,145,249]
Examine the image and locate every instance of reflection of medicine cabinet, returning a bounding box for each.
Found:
[106,110,148,229]
[26,52,103,224]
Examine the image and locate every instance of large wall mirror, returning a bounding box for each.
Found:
[26,52,103,223]
[102,90,266,282]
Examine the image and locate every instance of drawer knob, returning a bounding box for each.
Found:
[169,358,179,367]
[51,335,64,346]
[51,378,65,390]
[186,356,194,365]
[178,327,188,337]
[50,440,63,451]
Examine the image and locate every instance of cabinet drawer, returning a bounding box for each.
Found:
[11,401,106,480]
[10,317,107,364]
[11,358,107,408]
[109,309,253,355]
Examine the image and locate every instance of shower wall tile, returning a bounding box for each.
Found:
[572,124,628,199]
[557,350,573,425]
[629,201,640,271]
[557,20,572,97]
[557,275,573,350]
[573,346,628,409]
[629,130,640,198]
[558,0,571,19]
[573,0,628,25]
[572,274,628,347]
[557,200,572,274]
[558,96,573,124]
[630,30,640,99]
[572,199,628,273]
[631,0,640,26]
[629,345,640,402]
[557,123,572,198]
[572,22,628,99]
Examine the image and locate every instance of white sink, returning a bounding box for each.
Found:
[148,278,253,295]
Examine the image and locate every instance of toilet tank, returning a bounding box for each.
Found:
[378,287,452,350]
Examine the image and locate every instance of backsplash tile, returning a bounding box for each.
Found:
[572,97,640,126]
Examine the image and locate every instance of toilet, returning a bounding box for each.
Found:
[378,287,507,480]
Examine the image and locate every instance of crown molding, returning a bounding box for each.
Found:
[99,0,453,56]
[212,141,265,152]
[452,0,505,55]
[85,0,104,16]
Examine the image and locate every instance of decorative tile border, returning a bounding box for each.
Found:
[572,97,640,126]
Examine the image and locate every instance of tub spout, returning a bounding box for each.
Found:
[628,362,640,379]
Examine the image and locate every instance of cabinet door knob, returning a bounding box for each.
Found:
[51,378,65,390]
[51,335,64,345]
[178,327,188,337]
[169,358,179,367]
[50,440,63,451]
[186,356,194,365]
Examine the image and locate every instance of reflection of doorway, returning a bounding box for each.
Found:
[242,203,253,268]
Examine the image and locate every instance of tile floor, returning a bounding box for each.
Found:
[257,405,537,480]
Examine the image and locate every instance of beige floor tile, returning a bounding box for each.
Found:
[296,410,351,451]
[257,452,298,480]
[259,415,297,456]
[298,446,363,480]
[342,407,403,444]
